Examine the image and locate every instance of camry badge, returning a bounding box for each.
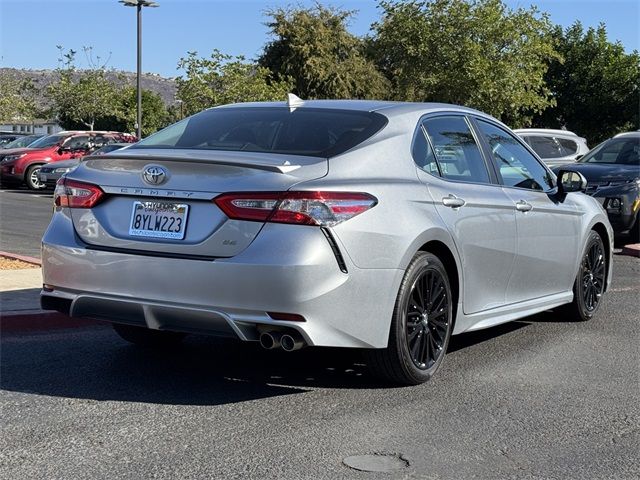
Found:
[142,165,168,185]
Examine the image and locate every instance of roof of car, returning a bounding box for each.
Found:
[215,99,488,118]
[512,128,579,136]
[613,131,640,138]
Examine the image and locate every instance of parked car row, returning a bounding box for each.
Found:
[37,143,130,188]
[0,130,136,189]
[552,131,640,242]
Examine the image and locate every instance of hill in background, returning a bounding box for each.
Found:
[1,67,178,111]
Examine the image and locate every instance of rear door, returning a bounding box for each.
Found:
[416,115,517,314]
[473,119,582,302]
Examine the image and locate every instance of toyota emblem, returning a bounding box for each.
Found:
[142,165,168,185]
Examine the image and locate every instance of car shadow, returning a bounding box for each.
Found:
[1,315,541,406]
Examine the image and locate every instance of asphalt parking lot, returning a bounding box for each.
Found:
[0,188,54,258]
[0,254,638,479]
[1,187,639,479]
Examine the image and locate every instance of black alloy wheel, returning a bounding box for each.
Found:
[580,235,606,312]
[560,230,607,322]
[405,269,449,369]
[367,251,453,385]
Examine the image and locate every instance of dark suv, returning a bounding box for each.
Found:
[0,131,136,189]
[555,131,639,241]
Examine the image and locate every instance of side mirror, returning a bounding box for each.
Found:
[557,170,587,194]
[58,146,70,154]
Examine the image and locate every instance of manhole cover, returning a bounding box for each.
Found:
[343,453,410,472]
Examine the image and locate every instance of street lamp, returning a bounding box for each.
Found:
[118,0,159,140]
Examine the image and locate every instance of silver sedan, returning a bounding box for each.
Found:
[41,99,613,385]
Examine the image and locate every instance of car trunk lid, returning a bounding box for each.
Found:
[65,149,327,257]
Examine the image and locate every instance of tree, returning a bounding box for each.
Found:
[175,50,292,116]
[46,47,122,131]
[259,4,390,100]
[116,86,169,137]
[371,0,560,126]
[0,71,36,121]
[534,22,640,143]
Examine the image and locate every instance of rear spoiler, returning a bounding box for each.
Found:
[82,154,302,174]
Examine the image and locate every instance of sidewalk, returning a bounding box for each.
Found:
[0,268,43,315]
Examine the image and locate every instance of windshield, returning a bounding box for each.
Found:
[131,107,388,158]
[3,135,42,149]
[28,134,67,149]
[578,137,640,165]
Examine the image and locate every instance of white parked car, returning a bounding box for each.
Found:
[514,129,589,168]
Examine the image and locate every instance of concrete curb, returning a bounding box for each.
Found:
[621,243,640,258]
[0,251,42,266]
[0,312,103,333]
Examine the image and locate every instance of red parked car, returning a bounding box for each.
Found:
[0,131,136,190]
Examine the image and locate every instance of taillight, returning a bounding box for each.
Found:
[54,178,105,208]
[214,191,377,227]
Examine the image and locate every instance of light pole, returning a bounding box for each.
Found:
[119,0,158,140]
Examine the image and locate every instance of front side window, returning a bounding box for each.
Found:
[131,107,388,158]
[63,136,90,150]
[422,116,490,184]
[477,120,554,191]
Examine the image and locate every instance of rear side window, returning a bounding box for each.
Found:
[131,107,388,158]
[412,126,439,175]
[527,135,564,158]
[422,116,491,184]
[477,120,554,191]
[557,137,578,155]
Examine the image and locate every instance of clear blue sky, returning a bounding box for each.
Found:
[1,0,638,77]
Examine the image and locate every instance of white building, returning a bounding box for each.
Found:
[0,119,63,135]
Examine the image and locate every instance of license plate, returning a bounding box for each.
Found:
[129,201,189,239]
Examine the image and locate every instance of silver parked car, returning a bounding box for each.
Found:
[514,128,589,168]
[41,99,613,385]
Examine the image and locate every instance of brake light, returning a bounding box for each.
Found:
[54,178,105,208]
[214,191,377,227]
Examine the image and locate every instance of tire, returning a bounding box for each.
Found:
[25,164,46,190]
[367,251,453,385]
[112,323,186,348]
[560,230,607,322]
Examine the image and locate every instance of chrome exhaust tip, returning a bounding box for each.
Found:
[259,331,282,350]
[281,332,305,352]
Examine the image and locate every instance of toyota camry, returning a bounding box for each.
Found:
[41,97,613,385]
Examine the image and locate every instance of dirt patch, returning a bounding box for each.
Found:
[0,257,39,270]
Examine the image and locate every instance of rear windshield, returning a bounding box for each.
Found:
[130,107,388,158]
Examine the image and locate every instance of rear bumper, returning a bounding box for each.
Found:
[41,212,403,348]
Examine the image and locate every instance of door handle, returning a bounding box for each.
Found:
[442,194,466,208]
[515,200,533,212]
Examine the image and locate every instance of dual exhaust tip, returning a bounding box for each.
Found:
[259,330,305,352]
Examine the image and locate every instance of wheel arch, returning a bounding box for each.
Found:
[22,161,46,180]
[417,239,461,327]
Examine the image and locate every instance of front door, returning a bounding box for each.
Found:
[473,119,582,303]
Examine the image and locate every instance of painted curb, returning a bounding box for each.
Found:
[0,312,103,333]
[0,251,42,266]
[621,244,640,258]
